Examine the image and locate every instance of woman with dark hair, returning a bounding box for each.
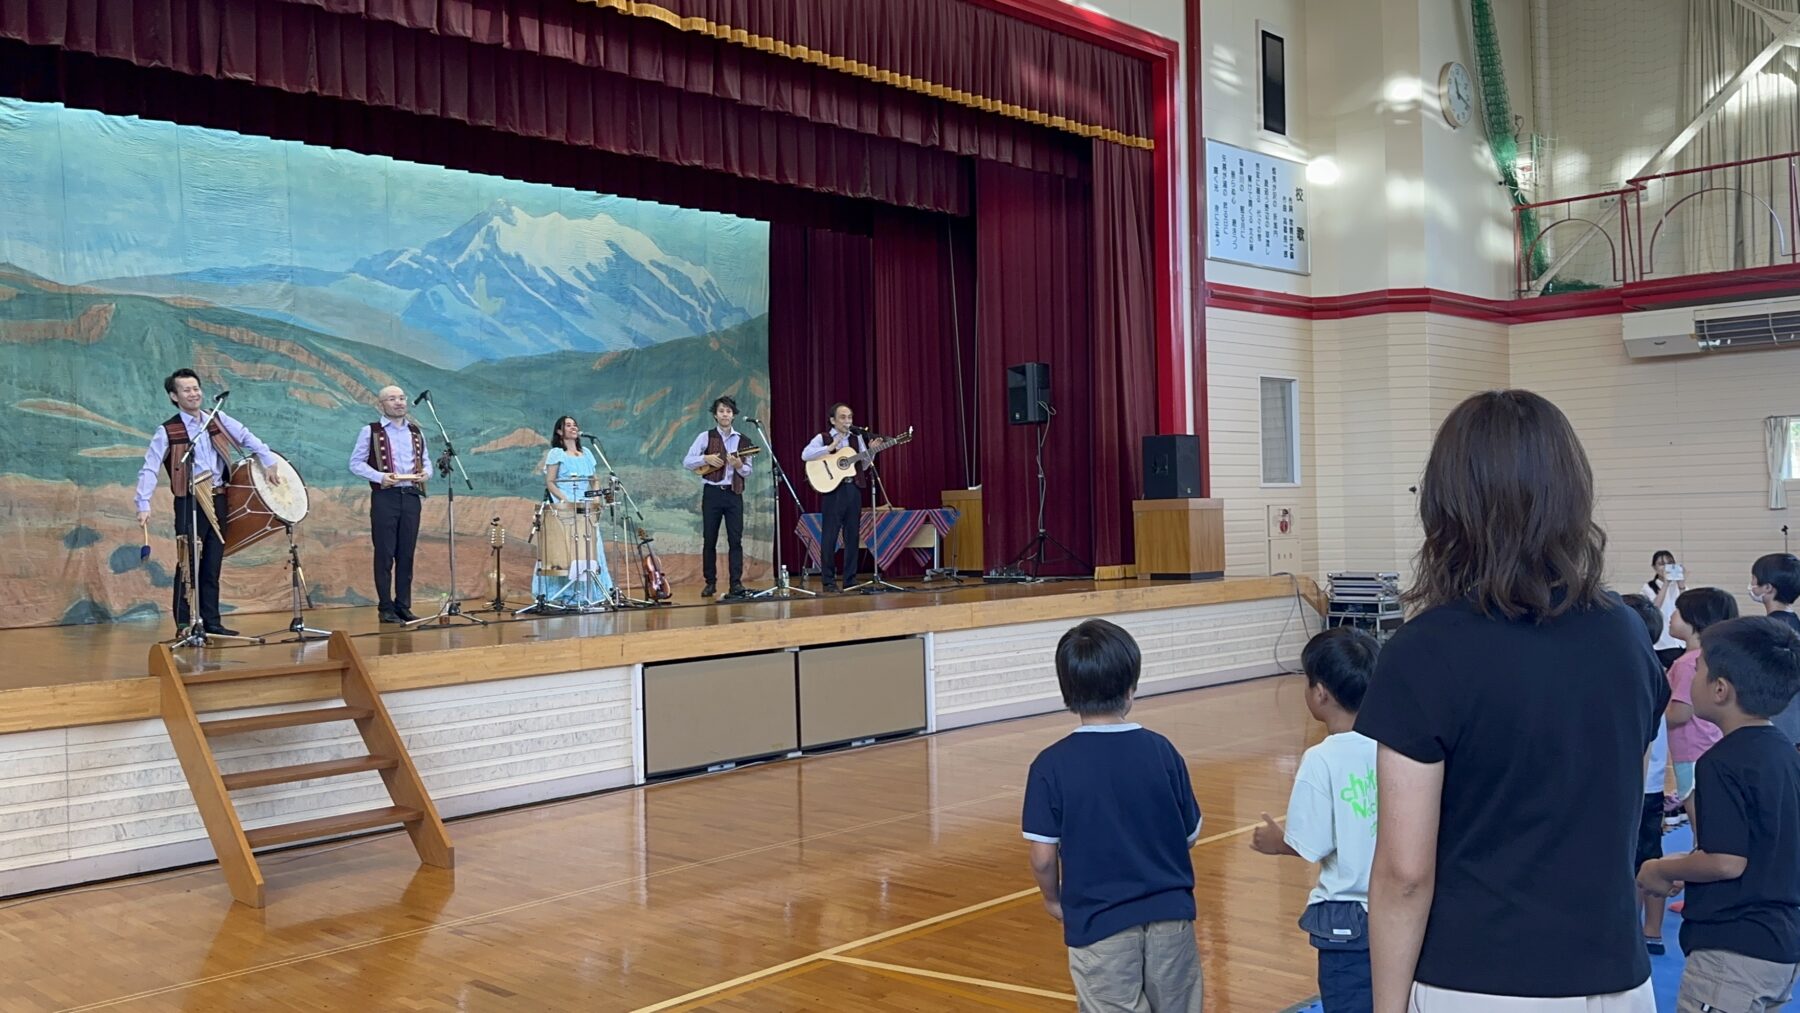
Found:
[1641,549,1688,668]
[1356,391,1667,1012]
[532,415,614,603]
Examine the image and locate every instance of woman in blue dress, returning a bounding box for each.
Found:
[533,415,615,603]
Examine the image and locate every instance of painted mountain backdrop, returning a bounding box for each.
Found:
[0,98,770,628]
[102,202,756,367]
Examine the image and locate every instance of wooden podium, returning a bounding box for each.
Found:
[940,488,984,573]
[1132,498,1225,580]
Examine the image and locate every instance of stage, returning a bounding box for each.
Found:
[0,575,1317,897]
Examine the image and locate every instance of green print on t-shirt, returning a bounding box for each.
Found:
[1341,768,1377,822]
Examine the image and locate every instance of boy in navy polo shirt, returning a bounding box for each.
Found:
[1637,616,1800,1012]
[1022,619,1204,1012]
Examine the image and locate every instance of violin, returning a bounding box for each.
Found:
[637,524,672,602]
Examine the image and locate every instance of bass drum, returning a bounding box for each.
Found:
[222,453,310,556]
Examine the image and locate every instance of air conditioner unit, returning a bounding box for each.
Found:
[1623,296,1800,359]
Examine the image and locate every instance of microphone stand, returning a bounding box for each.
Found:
[594,437,673,608]
[746,415,815,599]
[168,395,262,648]
[253,522,332,643]
[585,435,654,607]
[845,430,904,595]
[1008,402,1085,580]
[406,393,487,627]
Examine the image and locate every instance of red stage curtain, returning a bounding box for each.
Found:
[2,0,1093,193]
[869,207,976,575]
[765,223,874,572]
[975,159,1093,576]
[1089,139,1157,565]
[258,0,1154,146]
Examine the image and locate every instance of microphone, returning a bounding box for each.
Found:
[579,433,601,443]
[741,415,763,425]
[213,390,230,404]
[848,424,874,435]
[413,389,431,405]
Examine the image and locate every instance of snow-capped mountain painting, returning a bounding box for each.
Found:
[4,97,767,367]
[350,201,753,357]
[101,201,758,364]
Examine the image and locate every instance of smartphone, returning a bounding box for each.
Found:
[1665,564,1685,581]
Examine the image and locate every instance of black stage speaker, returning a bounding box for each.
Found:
[1006,362,1050,425]
[1142,434,1201,499]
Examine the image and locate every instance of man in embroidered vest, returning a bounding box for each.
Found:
[680,395,754,600]
[348,386,433,624]
[801,402,889,592]
[134,368,283,636]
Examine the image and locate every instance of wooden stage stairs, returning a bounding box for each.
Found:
[150,631,453,907]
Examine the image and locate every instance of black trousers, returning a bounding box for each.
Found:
[370,487,423,610]
[818,484,863,584]
[172,492,228,627]
[701,483,744,586]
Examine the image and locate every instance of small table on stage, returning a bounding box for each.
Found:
[795,507,960,574]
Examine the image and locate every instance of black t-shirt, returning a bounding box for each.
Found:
[1680,724,1800,963]
[1354,594,1668,997]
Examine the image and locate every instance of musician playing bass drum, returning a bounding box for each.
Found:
[134,368,284,636]
[800,403,889,593]
[534,414,615,604]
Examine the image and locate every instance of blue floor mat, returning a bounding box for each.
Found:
[1285,824,1699,1013]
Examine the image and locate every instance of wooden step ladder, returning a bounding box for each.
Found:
[151,631,454,907]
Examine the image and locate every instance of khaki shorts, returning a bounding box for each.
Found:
[1066,919,1202,1013]
[1409,977,1654,1012]
[1677,949,1800,1013]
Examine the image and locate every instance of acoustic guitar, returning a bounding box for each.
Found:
[804,427,914,494]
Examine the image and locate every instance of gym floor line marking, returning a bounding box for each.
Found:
[822,954,1078,1001]
[631,819,1271,1013]
[55,789,1021,1013]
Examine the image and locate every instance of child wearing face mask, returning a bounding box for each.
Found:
[1751,553,1800,748]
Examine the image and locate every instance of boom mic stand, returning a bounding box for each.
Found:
[586,431,673,608]
[406,392,487,627]
[168,392,262,648]
[745,415,815,599]
[584,434,654,607]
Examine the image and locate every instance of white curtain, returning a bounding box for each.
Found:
[1680,2,1800,276]
[1769,416,1794,510]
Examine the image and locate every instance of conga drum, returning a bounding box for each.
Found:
[537,502,575,576]
[222,453,310,556]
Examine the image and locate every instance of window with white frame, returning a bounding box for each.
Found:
[1260,377,1299,485]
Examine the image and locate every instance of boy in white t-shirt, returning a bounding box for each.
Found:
[1252,626,1379,1013]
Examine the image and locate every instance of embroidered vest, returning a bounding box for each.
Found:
[701,429,746,495]
[161,414,235,498]
[367,420,428,492]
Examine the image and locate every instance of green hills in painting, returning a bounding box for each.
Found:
[0,263,770,516]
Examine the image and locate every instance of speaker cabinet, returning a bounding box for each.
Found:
[1142,434,1202,499]
[1006,362,1050,425]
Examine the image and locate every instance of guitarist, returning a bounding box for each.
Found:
[680,395,754,600]
[801,403,889,592]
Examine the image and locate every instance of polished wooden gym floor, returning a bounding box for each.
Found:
[0,675,1327,1012]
